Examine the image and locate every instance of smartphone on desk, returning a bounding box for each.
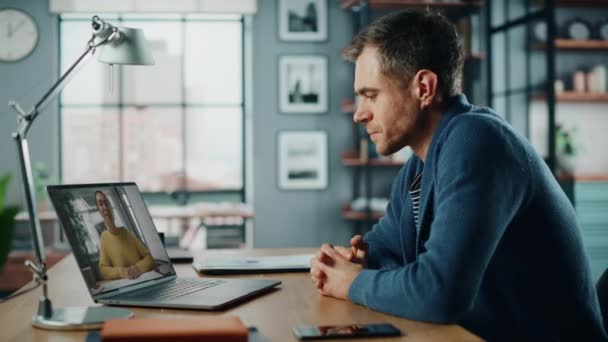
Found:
[293,323,402,340]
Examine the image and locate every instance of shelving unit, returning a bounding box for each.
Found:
[341,100,356,114]
[532,39,608,51]
[486,1,558,170]
[467,52,485,60]
[342,204,384,221]
[342,157,404,167]
[533,92,608,102]
[340,1,484,233]
[341,0,482,10]
[486,0,608,280]
[558,173,608,182]
[341,151,404,167]
[554,39,608,50]
[534,0,608,8]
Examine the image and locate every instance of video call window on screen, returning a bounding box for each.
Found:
[50,185,175,295]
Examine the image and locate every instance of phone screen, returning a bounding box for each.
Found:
[293,323,402,340]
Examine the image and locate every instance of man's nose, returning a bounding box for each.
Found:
[353,109,372,123]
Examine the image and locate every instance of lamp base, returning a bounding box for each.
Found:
[32,306,133,330]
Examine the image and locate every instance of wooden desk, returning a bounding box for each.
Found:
[0,248,481,342]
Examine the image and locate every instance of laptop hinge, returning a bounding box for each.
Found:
[94,274,176,300]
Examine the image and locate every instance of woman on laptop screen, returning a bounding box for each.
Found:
[95,191,156,280]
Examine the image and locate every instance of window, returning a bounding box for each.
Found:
[59,14,244,195]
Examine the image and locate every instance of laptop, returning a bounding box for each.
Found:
[47,182,281,310]
[193,253,313,274]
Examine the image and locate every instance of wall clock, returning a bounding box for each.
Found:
[0,8,39,62]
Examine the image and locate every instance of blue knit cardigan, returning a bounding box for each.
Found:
[349,95,607,341]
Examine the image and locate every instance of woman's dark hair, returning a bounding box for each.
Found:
[343,9,464,100]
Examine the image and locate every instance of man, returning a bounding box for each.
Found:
[310,10,606,341]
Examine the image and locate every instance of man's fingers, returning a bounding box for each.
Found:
[318,287,330,296]
[351,235,368,251]
[321,243,343,260]
[310,257,330,273]
[312,272,325,289]
[334,246,353,260]
[315,249,331,264]
[310,268,325,279]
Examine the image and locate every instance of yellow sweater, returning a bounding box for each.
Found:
[98,228,155,280]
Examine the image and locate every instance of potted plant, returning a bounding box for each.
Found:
[0,174,21,271]
[33,161,56,211]
[555,124,578,176]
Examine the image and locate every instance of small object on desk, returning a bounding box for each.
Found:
[87,325,267,342]
[293,323,402,340]
[98,316,249,342]
[193,254,313,274]
[166,247,194,263]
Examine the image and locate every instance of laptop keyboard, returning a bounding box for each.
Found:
[117,278,226,301]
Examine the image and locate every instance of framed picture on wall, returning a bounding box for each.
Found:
[279,55,328,114]
[278,0,327,41]
[278,130,328,190]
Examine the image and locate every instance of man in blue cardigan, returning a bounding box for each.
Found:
[309,10,606,341]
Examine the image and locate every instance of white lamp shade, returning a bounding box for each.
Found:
[97,27,155,65]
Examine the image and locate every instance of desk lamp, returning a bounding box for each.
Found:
[10,15,154,330]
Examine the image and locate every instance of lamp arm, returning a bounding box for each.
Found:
[30,29,120,123]
[12,36,97,140]
[13,27,121,139]
[9,37,99,271]
[8,33,109,317]
[32,43,95,119]
[4,16,141,326]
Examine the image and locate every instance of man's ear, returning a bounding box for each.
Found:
[413,69,438,109]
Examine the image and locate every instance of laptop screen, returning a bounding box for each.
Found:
[48,183,176,297]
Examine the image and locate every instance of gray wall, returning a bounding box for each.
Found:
[251,0,366,247]
[0,0,58,207]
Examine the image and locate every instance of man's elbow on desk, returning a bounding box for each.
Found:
[348,266,476,324]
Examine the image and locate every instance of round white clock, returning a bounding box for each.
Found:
[0,8,39,62]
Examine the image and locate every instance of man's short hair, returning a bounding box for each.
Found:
[343,9,464,100]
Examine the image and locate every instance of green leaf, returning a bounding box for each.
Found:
[0,174,11,212]
[0,206,19,271]
[0,174,20,271]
